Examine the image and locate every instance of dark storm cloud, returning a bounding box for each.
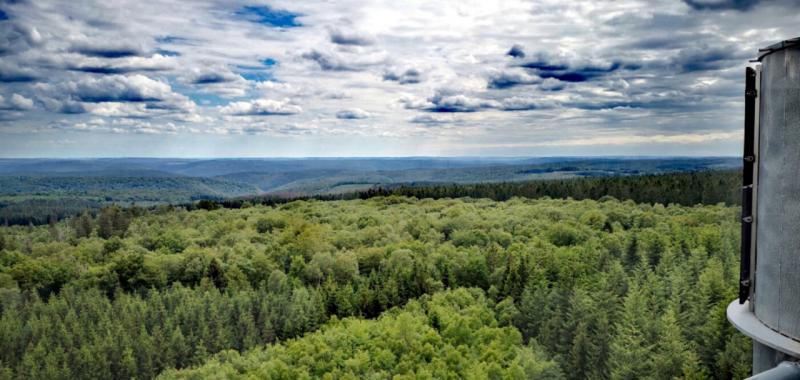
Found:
[71,42,144,58]
[329,28,374,46]
[335,109,369,119]
[507,44,525,58]
[45,100,88,114]
[154,36,192,45]
[0,63,37,82]
[73,90,160,103]
[672,45,749,72]
[34,74,190,118]
[538,78,565,91]
[566,100,642,110]
[69,61,173,74]
[56,51,178,74]
[154,49,180,57]
[302,50,359,71]
[187,68,243,84]
[0,22,41,55]
[425,95,495,112]
[406,92,557,113]
[519,59,632,83]
[383,68,422,84]
[71,66,129,74]
[682,0,760,11]
[191,72,234,84]
[142,101,186,111]
[487,70,539,89]
[519,61,568,71]
[182,66,248,97]
[403,91,499,113]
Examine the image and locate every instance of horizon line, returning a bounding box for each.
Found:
[0,155,742,160]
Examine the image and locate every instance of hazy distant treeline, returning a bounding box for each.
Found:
[231,169,741,208]
[1,169,741,226]
[365,169,742,206]
[0,198,102,226]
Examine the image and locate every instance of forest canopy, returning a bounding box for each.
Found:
[0,196,748,379]
[159,288,564,379]
[0,169,740,226]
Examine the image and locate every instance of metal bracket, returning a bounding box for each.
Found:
[740,66,759,304]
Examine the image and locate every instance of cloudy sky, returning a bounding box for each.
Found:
[0,0,797,157]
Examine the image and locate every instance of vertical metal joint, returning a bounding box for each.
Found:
[740,66,757,304]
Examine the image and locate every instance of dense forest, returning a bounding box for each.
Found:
[367,169,741,206]
[231,169,740,208]
[0,158,740,226]
[0,176,256,226]
[0,175,258,203]
[0,198,102,226]
[0,195,748,379]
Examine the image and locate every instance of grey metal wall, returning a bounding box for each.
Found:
[754,43,800,371]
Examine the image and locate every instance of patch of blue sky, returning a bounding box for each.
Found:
[155,48,181,56]
[235,59,278,82]
[240,71,274,82]
[154,35,191,44]
[235,6,301,28]
[172,82,237,106]
[236,59,278,70]
[188,92,231,106]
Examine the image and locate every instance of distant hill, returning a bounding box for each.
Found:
[0,157,528,176]
[365,169,743,206]
[0,175,257,203]
[221,157,740,195]
[232,169,742,209]
[0,157,740,225]
[0,175,258,225]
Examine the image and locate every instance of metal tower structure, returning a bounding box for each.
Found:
[728,37,800,379]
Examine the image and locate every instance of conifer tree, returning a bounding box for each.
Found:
[72,211,93,238]
[609,284,655,380]
[652,308,691,380]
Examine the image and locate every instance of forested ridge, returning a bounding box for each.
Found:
[229,169,741,209]
[0,198,102,226]
[363,169,741,206]
[0,175,258,226]
[0,168,739,227]
[0,195,748,379]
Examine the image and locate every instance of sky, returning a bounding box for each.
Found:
[0,0,798,157]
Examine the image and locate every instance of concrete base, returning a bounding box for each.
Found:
[728,301,800,375]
